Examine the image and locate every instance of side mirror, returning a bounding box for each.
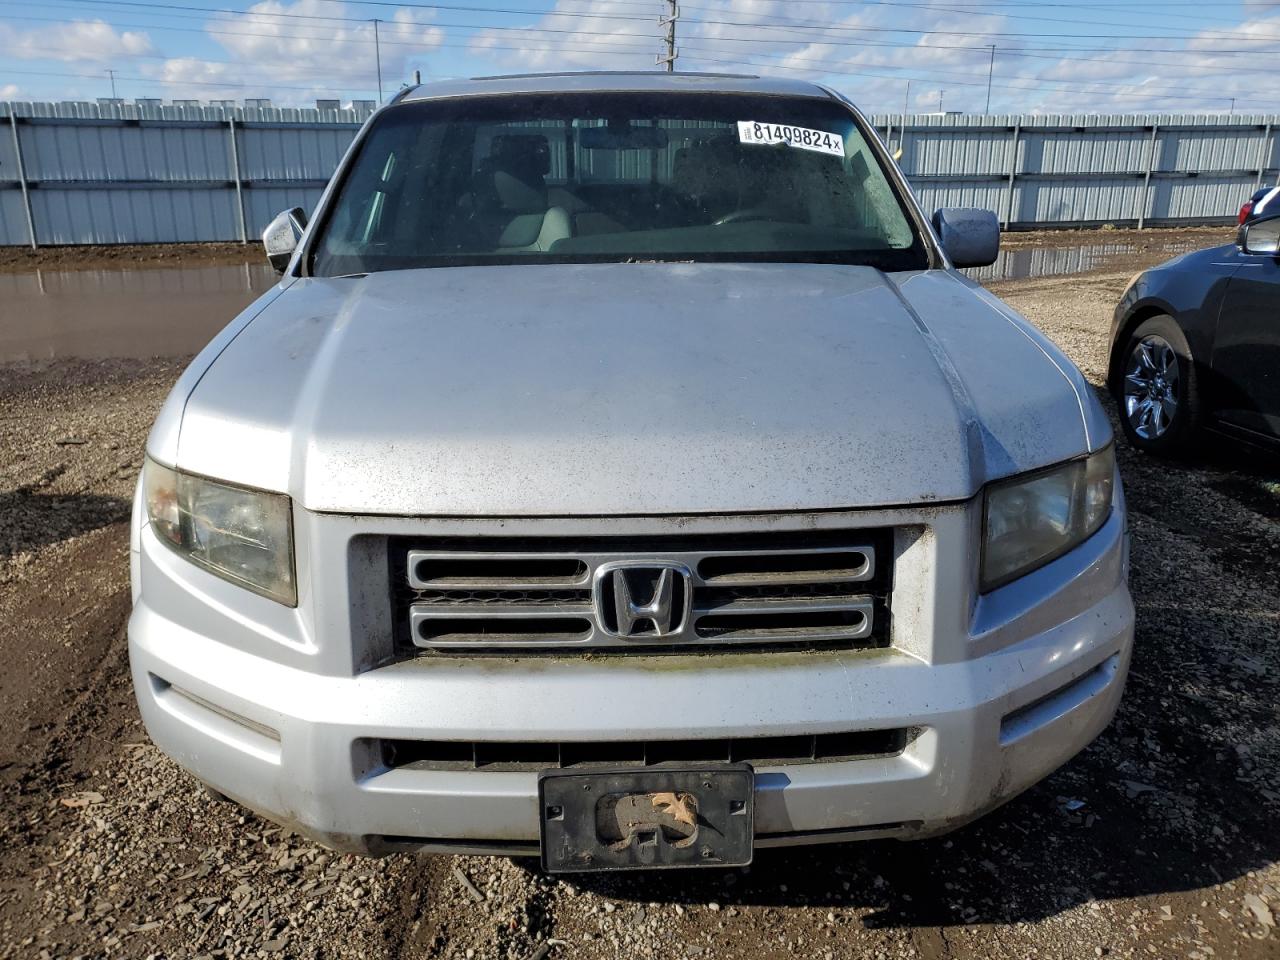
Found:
[1239,213,1280,256]
[933,207,1000,268]
[262,207,308,273]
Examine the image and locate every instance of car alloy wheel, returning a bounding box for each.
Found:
[1123,334,1180,440]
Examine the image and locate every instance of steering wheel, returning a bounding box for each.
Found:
[712,208,776,226]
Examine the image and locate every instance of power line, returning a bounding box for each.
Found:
[676,13,1280,45]
[738,0,1280,38]
[683,0,1267,28]
[10,4,1280,76]
[0,0,657,25]
[0,10,661,48]
[4,0,1278,107]
[667,37,1276,103]
[16,0,1280,45]
[8,52,1270,112]
[677,2,1260,54]
[13,0,1280,62]
[0,64,380,91]
[675,49,1278,107]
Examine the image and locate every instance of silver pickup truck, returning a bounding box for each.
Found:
[130,72,1133,872]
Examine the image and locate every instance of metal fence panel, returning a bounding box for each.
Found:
[0,121,18,183]
[1156,175,1256,222]
[30,186,240,244]
[1162,127,1264,172]
[1020,176,1148,225]
[902,129,1013,178]
[0,192,28,245]
[244,186,329,238]
[878,112,1278,227]
[237,125,357,182]
[20,122,233,181]
[1027,129,1150,175]
[909,179,1009,216]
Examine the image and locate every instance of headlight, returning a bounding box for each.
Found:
[143,457,296,605]
[981,445,1115,592]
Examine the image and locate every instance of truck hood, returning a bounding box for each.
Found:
[170,262,1107,515]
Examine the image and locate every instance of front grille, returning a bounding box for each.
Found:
[370,727,910,772]
[390,530,893,653]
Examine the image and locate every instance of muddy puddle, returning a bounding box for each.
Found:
[965,239,1206,282]
[0,237,1221,362]
[0,263,277,362]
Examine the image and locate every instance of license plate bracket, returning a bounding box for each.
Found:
[538,765,754,873]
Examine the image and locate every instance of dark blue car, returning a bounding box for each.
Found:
[1240,186,1280,225]
[1109,210,1280,455]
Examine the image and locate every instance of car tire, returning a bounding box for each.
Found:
[1117,314,1201,456]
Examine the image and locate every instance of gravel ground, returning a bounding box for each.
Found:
[1,232,1278,959]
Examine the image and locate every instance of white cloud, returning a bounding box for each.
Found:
[464,0,1016,110]
[0,83,20,99]
[463,0,1280,115]
[0,19,154,63]
[468,0,657,71]
[142,0,445,103]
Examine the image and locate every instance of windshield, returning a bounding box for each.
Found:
[309,92,928,276]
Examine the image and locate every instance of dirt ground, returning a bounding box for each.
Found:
[0,243,257,274]
[998,224,1232,250]
[1,230,1278,959]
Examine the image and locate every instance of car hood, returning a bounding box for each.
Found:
[168,262,1107,515]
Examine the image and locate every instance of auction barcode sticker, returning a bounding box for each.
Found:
[737,121,844,157]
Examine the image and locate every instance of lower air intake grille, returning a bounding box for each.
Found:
[371,728,910,773]
[390,529,893,653]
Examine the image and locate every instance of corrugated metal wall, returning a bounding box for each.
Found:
[1,100,370,246]
[873,113,1279,229]
[2,103,1277,245]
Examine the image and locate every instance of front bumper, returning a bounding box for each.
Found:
[128,498,1134,856]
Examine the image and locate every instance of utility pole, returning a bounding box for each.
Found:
[372,18,383,100]
[903,78,912,116]
[1228,97,1236,118]
[939,89,945,113]
[107,68,117,99]
[657,1,678,72]
[985,45,995,114]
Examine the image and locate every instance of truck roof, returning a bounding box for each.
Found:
[395,71,839,104]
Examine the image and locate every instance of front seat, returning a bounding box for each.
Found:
[472,134,572,253]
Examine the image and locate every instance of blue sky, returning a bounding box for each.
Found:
[1,0,1278,114]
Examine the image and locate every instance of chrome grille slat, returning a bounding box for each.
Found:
[410,603,597,648]
[692,597,873,616]
[407,551,590,590]
[412,603,594,618]
[691,596,874,642]
[696,545,874,586]
[394,534,889,653]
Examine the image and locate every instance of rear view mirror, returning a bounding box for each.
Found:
[263,207,308,273]
[580,126,669,151]
[933,207,1000,268]
[1240,214,1280,256]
